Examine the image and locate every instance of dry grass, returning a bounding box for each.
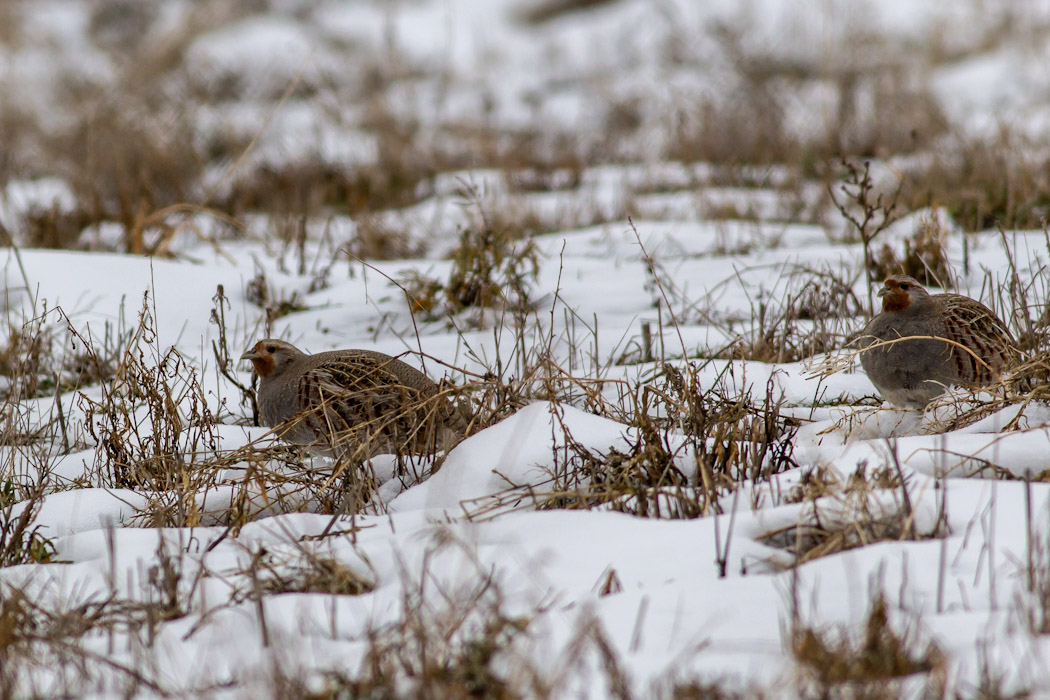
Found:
[538,394,701,519]
[244,269,309,326]
[0,4,1049,696]
[670,681,750,700]
[1017,528,1050,637]
[261,539,542,699]
[0,302,129,414]
[0,584,150,696]
[898,130,1050,232]
[694,263,862,364]
[0,129,1047,697]
[348,215,426,261]
[19,205,98,251]
[0,477,55,566]
[869,212,952,288]
[237,549,375,600]
[670,23,948,170]
[399,187,542,323]
[44,103,204,245]
[0,534,218,695]
[444,216,540,316]
[760,462,945,564]
[456,355,799,524]
[79,296,219,496]
[791,592,946,697]
[220,155,434,220]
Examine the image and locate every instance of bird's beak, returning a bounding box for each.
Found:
[240,348,261,361]
[876,287,890,298]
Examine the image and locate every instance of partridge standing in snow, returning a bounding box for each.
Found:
[241,339,467,459]
[859,275,1018,407]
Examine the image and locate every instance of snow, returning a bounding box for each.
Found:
[186,17,340,98]
[3,0,1050,696]
[389,402,643,513]
[6,212,1046,694]
[23,488,147,537]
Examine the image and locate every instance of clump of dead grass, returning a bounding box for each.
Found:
[299,539,538,699]
[0,307,128,406]
[235,547,375,601]
[661,363,799,481]
[498,362,800,520]
[20,205,97,250]
[79,294,220,507]
[0,323,53,404]
[42,102,204,245]
[670,680,752,700]
[703,265,862,364]
[0,476,55,566]
[348,215,426,261]
[761,462,945,564]
[670,22,948,170]
[222,158,427,219]
[791,592,946,697]
[445,218,540,314]
[898,129,1050,232]
[538,392,700,519]
[400,187,541,322]
[244,269,308,328]
[869,212,952,288]
[0,585,125,695]
[0,535,224,695]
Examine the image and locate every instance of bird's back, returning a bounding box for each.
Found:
[289,349,468,458]
[302,349,441,395]
[932,293,1017,386]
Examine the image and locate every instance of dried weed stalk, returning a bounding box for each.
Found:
[718,265,862,364]
[828,159,900,316]
[79,294,221,524]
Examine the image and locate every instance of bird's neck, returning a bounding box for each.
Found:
[884,295,931,315]
[251,356,278,378]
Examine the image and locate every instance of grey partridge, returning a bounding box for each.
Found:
[859,275,1018,407]
[241,339,468,459]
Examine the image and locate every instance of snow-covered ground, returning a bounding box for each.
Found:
[3,0,1050,697]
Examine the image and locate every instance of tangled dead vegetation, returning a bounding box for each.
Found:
[791,592,947,697]
[458,358,800,524]
[868,213,952,288]
[2,3,1050,696]
[760,462,946,564]
[399,187,542,323]
[714,264,863,364]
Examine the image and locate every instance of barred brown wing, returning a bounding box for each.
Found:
[935,294,1017,386]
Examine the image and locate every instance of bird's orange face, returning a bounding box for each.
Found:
[878,279,911,312]
[240,341,279,377]
[876,275,925,313]
[241,339,305,378]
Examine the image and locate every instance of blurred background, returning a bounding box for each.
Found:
[2,0,1050,253]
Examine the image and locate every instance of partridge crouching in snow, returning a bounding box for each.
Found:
[241,339,468,459]
[859,275,1018,407]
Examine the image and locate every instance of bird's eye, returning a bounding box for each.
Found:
[266,345,276,354]
[899,283,909,291]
